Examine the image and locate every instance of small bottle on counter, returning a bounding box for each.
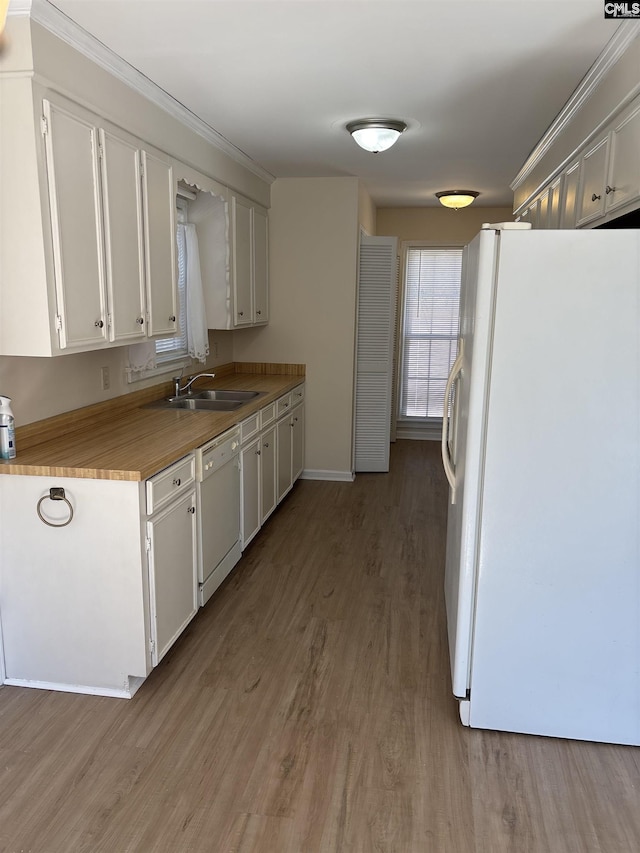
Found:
[0,396,16,460]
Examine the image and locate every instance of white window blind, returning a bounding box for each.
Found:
[155,202,188,361]
[400,246,463,419]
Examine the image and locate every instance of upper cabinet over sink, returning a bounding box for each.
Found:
[178,172,269,332]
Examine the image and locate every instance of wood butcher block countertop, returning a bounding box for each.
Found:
[0,363,305,482]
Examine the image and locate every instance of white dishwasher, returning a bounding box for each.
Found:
[196,427,242,606]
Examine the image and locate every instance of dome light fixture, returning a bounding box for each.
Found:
[436,190,480,210]
[346,118,407,153]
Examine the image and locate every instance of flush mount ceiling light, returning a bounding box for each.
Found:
[346,119,407,153]
[436,190,480,210]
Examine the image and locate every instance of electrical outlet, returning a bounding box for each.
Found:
[101,366,110,391]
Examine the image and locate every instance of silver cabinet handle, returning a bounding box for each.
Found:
[187,506,195,514]
[173,478,181,486]
[256,310,262,315]
[136,317,144,325]
[255,449,261,455]
[169,315,176,322]
[238,311,244,317]
[95,319,104,328]
[591,192,601,202]
[606,185,616,194]
[264,442,269,448]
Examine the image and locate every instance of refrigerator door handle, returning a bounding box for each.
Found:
[442,340,464,499]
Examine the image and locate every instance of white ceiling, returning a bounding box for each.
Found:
[44,0,619,207]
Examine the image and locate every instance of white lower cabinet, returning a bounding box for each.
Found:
[260,424,277,523]
[240,435,261,548]
[145,461,198,666]
[277,397,305,503]
[240,384,305,547]
[0,386,304,697]
[0,453,198,697]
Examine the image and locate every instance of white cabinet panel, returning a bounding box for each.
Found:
[606,102,640,215]
[99,129,146,342]
[561,161,581,228]
[261,424,277,523]
[240,436,261,547]
[577,136,609,226]
[147,487,198,665]
[142,151,178,337]
[253,205,269,323]
[231,194,253,326]
[277,413,293,503]
[292,404,305,482]
[43,100,107,349]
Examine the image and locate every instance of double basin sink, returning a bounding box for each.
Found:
[146,389,263,412]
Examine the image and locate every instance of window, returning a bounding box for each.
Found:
[155,200,188,362]
[399,246,463,419]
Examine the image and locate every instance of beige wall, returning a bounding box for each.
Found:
[376,206,514,244]
[233,177,361,477]
[358,183,377,236]
[0,332,233,427]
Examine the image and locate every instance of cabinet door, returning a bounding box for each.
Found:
[253,205,269,323]
[537,192,549,229]
[277,416,293,502]
[548,176,563,229]
[43,100,107,349]
[240,437,261,548]
[606,103,640,215]
[99,130,146,342]
[561,161,581,228]
[147,488,198,665]
[141,151,178,337]
[291,404,305,483]
[261,425,277,523]
[577,136,609,227]
[231,194,253,326]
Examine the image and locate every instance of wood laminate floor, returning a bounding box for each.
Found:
[1,440,639,852]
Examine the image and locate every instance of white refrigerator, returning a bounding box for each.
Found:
[442,222,640,745]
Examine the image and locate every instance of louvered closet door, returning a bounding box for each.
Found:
[354,236,398,472]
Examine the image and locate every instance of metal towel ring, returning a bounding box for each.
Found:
[37,487,74,528]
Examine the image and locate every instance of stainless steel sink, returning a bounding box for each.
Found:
[143,388,263,412]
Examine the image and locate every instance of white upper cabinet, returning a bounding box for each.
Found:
[252,205,269,324]
[561,161,581,228]
[0,94,178,356]
[99,129,146,343]
[576,135,609,227]
[231,194,254,327]
[606,101,640,216]
[43,100,107,350]
[205,192,269,330]
[514,75,640,230]
[141,151,178,337]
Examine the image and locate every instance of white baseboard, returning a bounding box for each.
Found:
[3,676,144,699]
[300,469,355,482]
[395,426,441,441]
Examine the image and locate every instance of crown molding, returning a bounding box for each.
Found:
[511,21,639,191]
[10,0,275,185]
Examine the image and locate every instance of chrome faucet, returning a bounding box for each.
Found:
[173,372,216,397]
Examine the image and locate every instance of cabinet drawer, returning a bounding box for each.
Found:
[240,413,260,444]
[146,454,195,515]
[276,393,293,418]
[260,402,276,429]
[291,384,305,406]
